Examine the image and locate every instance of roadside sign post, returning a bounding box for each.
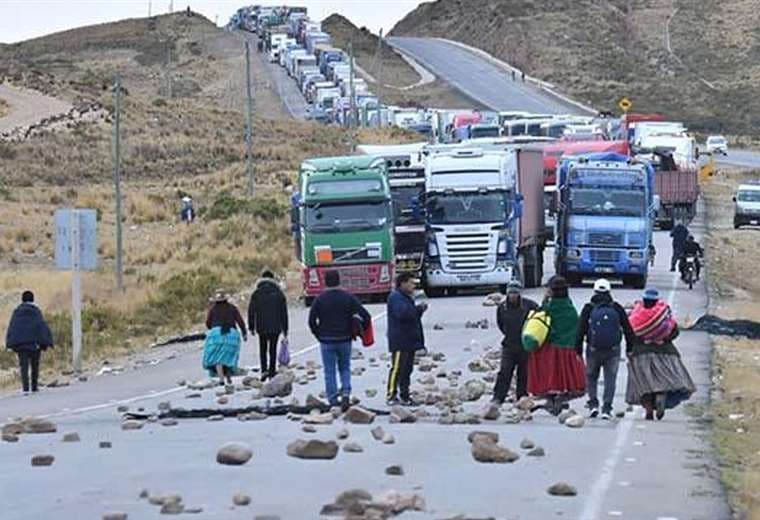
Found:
[55,209,98,373]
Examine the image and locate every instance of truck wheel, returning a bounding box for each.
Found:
[734,220,741,230]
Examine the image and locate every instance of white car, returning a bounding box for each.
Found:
[706,135,728,156]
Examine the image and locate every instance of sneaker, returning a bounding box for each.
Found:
[655,393,666,421]
[400,398,419,407]
[340,396,351,413]
[386,397,400,406]
[600,412,612,420]
[589,407,599,419]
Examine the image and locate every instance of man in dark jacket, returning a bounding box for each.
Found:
[491,281,538,405]
[679,234,704,280]
[670,221,689,271]
[576,279,635,419]
[248,270,289,382]
[386,272,428,406]
[5,291,54,394]
[308,270,371,410]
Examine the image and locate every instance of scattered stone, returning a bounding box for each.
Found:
[208,414,224,422]
[483,293,504,306]
[302,425,317,433]
[343,442,364,453]
[467,359,490,373]
[482,403,501,420]
[527,446,546,457]
[149,495,182,507]
[467,431,499,444]
[242,376,262,389]
[185,392,202,399]
[216,442,253,465]
[389,406,417,424]
[161,419,178,427]
[365,389,378,398]
[176,380,187,387]
[344,406,376,424]
[547,482,577,497]
[63,432,81,442]
[520,438,535,450]
[239,411,268,421]
[3,433,19,442]
[2,423,23,436]
[102,513,128,520]
[565,415,586,429]
[460,380,487,401]
[157,401,171,412]
[260,372,294,398]
[433,323,444,330]
[31,454,55,467]
[116,405,129,413]
[160,502,184,515]
[615,411,626,419]
[139,489,150,499]
[371,426,386,441]
[516,396,536,411]
[286,439,339,460]
[557,409,577,425]
[232,492,251,506]
[382,433,396,445]
[336,428,350,441]
[374,489,426,515]
[99,441,112,449]
[303,412,334,425]
[306,394,328,409]
[225,384,235,395]
[217,396,229,405]
[184,508,203,514]
[471,439,519,463]
[21,417,57,434]
[385,465,404,476]
[121,420,143,431]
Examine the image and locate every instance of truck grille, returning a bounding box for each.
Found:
[444,233,491,271]
[338,266,372,288]
[394,232,426,255]
[590,249,619,263]
[332,248,374,263]
[588,232,624,246]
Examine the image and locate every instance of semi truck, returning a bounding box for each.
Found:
[295,156,394,304]
[422,147,545,296]
[554,153,655,288]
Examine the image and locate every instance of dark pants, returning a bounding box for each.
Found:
[387,350,415,401]
[258,334,279,378]
[586,346,621,412]
[670,245,683,270]
[493,346,529,403]
[17,349,41,392]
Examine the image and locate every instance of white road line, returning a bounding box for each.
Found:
[579,270,680,519]
[36,310,388,420]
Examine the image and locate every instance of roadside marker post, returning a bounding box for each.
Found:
[618,97,632,113]
[55,209,98,373]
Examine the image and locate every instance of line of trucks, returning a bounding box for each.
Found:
[289,111,703,302]
[229,5,379,126]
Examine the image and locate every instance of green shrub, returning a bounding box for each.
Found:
[205,192,287,221]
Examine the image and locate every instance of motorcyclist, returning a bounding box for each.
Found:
[679,235,704,280]
[669,221,689,272]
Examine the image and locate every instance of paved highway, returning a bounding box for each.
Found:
[387,37,586,115]
[715,149,760,169]
[0,220,728,519]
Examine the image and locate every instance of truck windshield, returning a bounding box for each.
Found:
[470,127,500,138]
[305,201,390,232]
[738,190,760,202]
[391,185,425,226]
[426,192,509,225]
[569,188,645,217]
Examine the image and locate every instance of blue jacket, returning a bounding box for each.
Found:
[386,289,426,352]
[5,303,54,353]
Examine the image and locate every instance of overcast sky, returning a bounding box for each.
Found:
[0,0,425,44]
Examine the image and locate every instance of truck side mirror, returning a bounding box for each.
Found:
[732,196,737,202]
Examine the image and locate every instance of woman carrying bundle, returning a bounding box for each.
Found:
[203,290,248,386]
[626,288,696,420]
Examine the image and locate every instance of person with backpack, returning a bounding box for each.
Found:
[576,279,635,419]
[248,270,289,382]
[386,272,428,407]
[491,281,538,404]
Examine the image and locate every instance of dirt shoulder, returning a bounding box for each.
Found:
[0,83,72,133]
[703,168,760,518]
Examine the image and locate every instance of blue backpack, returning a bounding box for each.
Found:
[588,303,622,350]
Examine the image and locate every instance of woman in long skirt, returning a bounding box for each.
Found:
[626,288,696,420]
[203,291,248,385]
[527,276,586,415]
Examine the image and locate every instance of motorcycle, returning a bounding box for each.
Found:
[681,256,697,290]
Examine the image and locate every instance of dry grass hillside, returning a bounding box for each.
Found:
[322,13,480,109]
[0,12,418,386]
[392,0,760,137]
[0,97,8,118]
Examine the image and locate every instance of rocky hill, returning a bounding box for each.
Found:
[391,0,760,136]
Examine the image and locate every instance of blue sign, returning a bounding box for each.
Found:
[55,209,98,271]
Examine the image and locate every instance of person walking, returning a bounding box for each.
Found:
[386,273,428,407]
[5,291,53,394]
[203,291,247,386]
[248,270,289,382]
[576,279,635,419]
[669,221,689,271]
[626,288,696,420]
[308,270,371,411]
[527,276,585,415]
[491,281,538,404]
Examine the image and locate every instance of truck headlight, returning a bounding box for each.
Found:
[427,235,439,257]
[379,264,391,283]
[629,251,644,260]
[566,248,582,260]
[307,269,320,287]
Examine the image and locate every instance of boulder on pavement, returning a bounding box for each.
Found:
[21,417,57,434]
[520,438,535,450]
[102,513,128,520]
[31,454,55,467]
[2,433,19,443]
[374,490,426,515]
[460,380,486,401]
[371,426,386,441]
[467,359,491,373]
[471,440,519,464]
[232,493,251,506]
[389,406,417,424]
[547,482,577,496]
[216,442,253,465]
[121,420,143,431]
[161,419,178,427]
[482,402,501,420]
[216,396,229,405]
[336,428,350,440]
[557,408,577,425]
[160,502,184,515]
[286,439,339,460]
[527,446,546,457]
[343,442,364,453]
[382,433,396,445]
[208,414,224,422]
[302,425,317,433]
[467,431,499,444]
[99,441,112,449]
[303,412,334,425]
[565,415,585,428]
[260,372,294,398]
[516,396,536,411]
[2,423,23,436]
[385,465,404,476]
[344,406,376,424]
[306,394,328,409]
[62,432,81,442]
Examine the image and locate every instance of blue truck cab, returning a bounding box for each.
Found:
[555,152,655,289]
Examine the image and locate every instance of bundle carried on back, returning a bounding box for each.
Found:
[522,310,552,353]
[629,300,677,345]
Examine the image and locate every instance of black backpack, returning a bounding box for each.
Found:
[588,303,622,350]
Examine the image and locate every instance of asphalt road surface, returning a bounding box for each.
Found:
[0,210,729,519]
[715,149,760,169]
[387,37,585,115]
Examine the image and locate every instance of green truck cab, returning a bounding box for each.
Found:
[295,155,395,304]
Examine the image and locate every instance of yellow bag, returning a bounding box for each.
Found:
[522,310,551,353]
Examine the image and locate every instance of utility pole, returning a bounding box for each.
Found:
[245,41,255,196]
[169,0,173,14]
[349,38,357,151]
[148,0,152,17]
[112,73,124,292]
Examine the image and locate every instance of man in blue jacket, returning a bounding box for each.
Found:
[5,291,54,394]
[386,273,428,406]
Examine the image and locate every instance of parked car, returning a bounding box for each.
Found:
[733,183,760,229]
[706,135,728,156]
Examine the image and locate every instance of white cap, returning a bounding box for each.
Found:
[593,278,611,293]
